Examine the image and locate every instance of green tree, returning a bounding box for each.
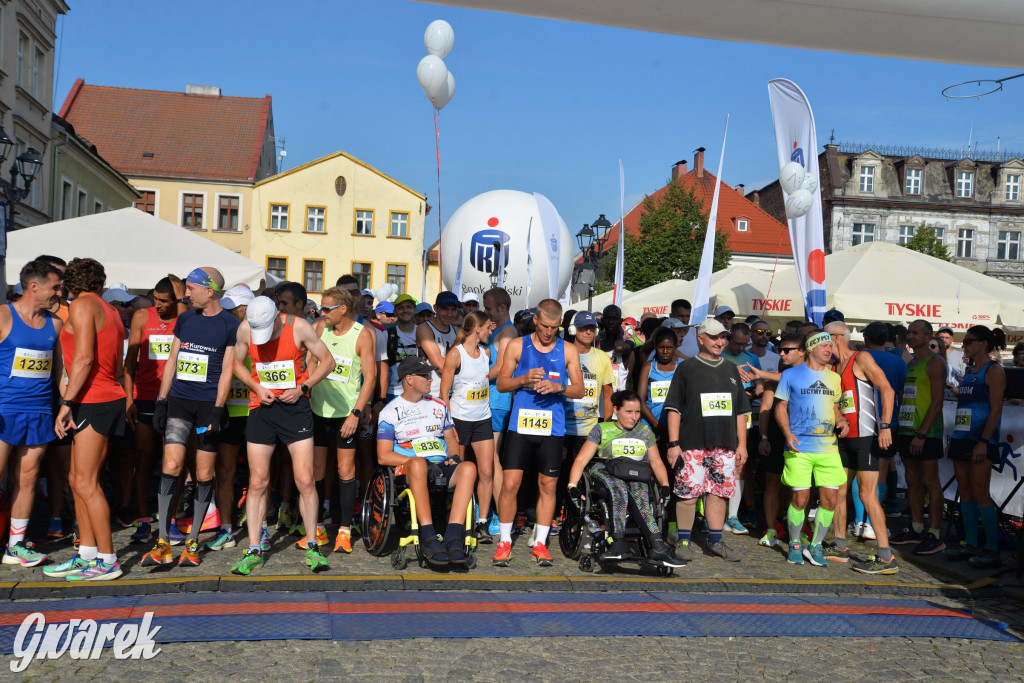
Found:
[904,223,951,262]
[597,179,731,292]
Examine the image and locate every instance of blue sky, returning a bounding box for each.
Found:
[54,1,1024,251]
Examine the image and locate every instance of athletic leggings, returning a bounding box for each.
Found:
[591,465,659,539]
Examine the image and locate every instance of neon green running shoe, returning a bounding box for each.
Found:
[231,548,264,575]
[305,543,330,573]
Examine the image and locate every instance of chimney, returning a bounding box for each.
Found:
[736,183,745,195]
[186,84,222,97]
[694,147,706,178]
[671,159,688,181]
[748,191,760,207]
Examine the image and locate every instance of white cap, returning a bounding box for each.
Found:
[222,285,255,310]
[246,296,279,345]
[102,282,135,304]
[360,289,374,298]
[714,305,735,317]
[462,291,479,304]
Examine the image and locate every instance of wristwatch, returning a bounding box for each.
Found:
[351,408,363,419]
[667,440,680,449]
[59,398,74,407]
[915,432,927,440]
[878,422,891,430]
[300,383,310,396]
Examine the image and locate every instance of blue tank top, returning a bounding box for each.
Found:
[645,360,679,424]
[951,361,999,443]
[510,335,567,437]
[488,320,513,411]
[0,303,57,412]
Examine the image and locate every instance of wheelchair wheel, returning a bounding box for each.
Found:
[390,547,407,570]
[465,547,478,570]
[559,475,591,560]
[657,565,673,577]
[579,554,595,573]
[363,468,397,556]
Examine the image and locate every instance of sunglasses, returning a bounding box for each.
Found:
[779,347,800,354]
[320,303,344,313]
[753,329,770,335]
[961,338,977,345]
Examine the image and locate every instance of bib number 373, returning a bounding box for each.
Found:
[175,352,209,382]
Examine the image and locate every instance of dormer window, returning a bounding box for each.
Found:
[905,167,922,195]
[859,166,874,193]
[956,170,973,198]
[1007,174,1021,201]
[737,219,748,232]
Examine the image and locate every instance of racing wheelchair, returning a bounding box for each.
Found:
[559,462,674,576]
[361,462,478,570]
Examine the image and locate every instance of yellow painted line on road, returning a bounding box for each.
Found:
[14,576,220,589]
[219,574,394,583]
[721,577,968,590]
[403,574,571,584]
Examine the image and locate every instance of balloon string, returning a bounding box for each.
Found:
[763,231,787,311]
[434,109,442,258]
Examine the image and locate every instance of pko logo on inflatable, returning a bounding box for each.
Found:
[469,227,510,274]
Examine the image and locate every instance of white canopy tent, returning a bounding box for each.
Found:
[5,208,271,292]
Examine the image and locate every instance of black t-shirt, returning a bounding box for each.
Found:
[663,354,750,451]
[170,309,240,402]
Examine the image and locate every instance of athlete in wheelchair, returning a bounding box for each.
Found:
[362,356,478,569]
[562,390,682,573]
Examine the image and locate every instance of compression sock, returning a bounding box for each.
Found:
[961,499,980,547]
[338,478,357,528]
[812,507,834,545]
[728,481,743,519]
[189,479,214,542]
[834,537,848,551]
[8,518,28,546]
[980,505,999,552]
[157,473,177,541]
[788,504,806,545]
[851,479,866,526]
[315,479,326,524]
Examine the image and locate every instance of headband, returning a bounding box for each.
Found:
[806,331,833,351]
[186,268,222,294]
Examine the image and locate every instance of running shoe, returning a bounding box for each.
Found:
[650,540,686,568]
[968,548,1001,568]
[288,522,306,537]
[531,542,554,566]
[788,541,804,565]
[277,508,294,530]
[43,553,89,578]
[758,529,779,548]
[708,540,740,562]
[47,518,63,539]
[305,543,330,572]
[205,528,236,551]
[3,543,46,567]
[848,522,863,538]
[803,543,828,567]
[176,508,221,534]
[66,559,122,581]
[178,539,201,567]
[890,527,926,545]
[550,516,560,537]
[851,555,900,575]
[823,544,850,563]
[601,539,630,561]
[315,524,329,547]
[861,522,877,541]
[130,521,151,544]
[168,525,187,546]
[725,516,749,535]
[913,534,945,555]
[487,512,500,536]
[475,521,493,545]
[231,548,264,575]
[944,541,976,560]
[742,507,758,529]
[513,511,528,535]
[260,526,271,552]
[675,539,697,562]
[492,540,512,566]
[141,539,173,566]
[334,528,352,553]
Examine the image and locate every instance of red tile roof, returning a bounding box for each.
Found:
[598,168,793,259]
[58,79,272,183]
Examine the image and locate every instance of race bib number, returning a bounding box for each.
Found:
[11,348,52,379]
[898,404,915,428]
[839,389,856,415]
[744,412,752,429]
[954,408,972,431]
[227,379,249,406]
[582,379,598,401]
[176,351,209,382]
[700,392,732,417]
[902,385,918,401]
[148,335,173,361]
[611,438,647,460]
[517,409,553,436]
[255,360,296,389]
[465,381,489,402]
[650,381,670,404]
[328,355,353,383]
[412,438,446,462]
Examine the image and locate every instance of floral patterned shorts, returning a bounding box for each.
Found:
[673,447,736,499]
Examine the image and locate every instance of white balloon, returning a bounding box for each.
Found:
[801,171,818,195]
[785,189,814,219]
[445,70,455,103]
[779,161,806,195]
[416,55,449,100]
[431,71,454,110]
[424,20,455,58]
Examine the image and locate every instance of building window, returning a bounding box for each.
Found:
[303,259,325,293]
[956,171,973,198]
[957,228,974,259]
[17,34,24,87]
[353,262,372,290]
[932,227,944,241]
[737,219,748,232]
[77,189,87,218]
[858,166,874,193]
[389,212,409,238]
[851,223,874,246]
[1007,174,1022,201]
[269,204,289,231]
[905,168,922,195]
[135,190,156,215]
[898,225,915,245]
[386,263,407,294]
[306,206,326,233]
[998,231,1021,260]
[33,49,42,98]
[217,195,240,231]
[355,209,374,235]
[93,200,103,214]
[182,193,204,228]
[267,257,287,281]
[60,180,72,220]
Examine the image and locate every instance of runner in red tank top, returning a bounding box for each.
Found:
[53,258,128,581]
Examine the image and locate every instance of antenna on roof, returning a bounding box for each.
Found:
[269,134,287,172]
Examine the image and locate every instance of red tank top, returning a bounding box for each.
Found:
[60,293,127,404]
[248,315,308,410]
[135,307,175,401]
[833,351,877,439]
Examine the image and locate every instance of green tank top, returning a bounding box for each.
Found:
[898,352,943,438]
[588,420,656,461]
[310,322,363,419]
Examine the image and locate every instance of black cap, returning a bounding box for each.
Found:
[862,321,889,344]
[397,356,436,381]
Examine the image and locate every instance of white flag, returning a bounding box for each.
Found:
[691,115,730,326]
[452,242,464,300]
[525,220,533,306]
[613,160,626,307]
[534,192,562,300]
[768,78,827,325]
[421,248,428,303]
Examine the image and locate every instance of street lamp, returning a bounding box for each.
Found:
[0,126,44,304]
[574,214,613,312]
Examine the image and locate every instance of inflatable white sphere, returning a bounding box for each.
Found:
[779,161,806,195]
[441,190,574,312]
[800,171,818,195]
[416,55,449,100]
[785,188,814,219]
[424,20,455,58]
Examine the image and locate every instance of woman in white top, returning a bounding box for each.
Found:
[440,311,494,542]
